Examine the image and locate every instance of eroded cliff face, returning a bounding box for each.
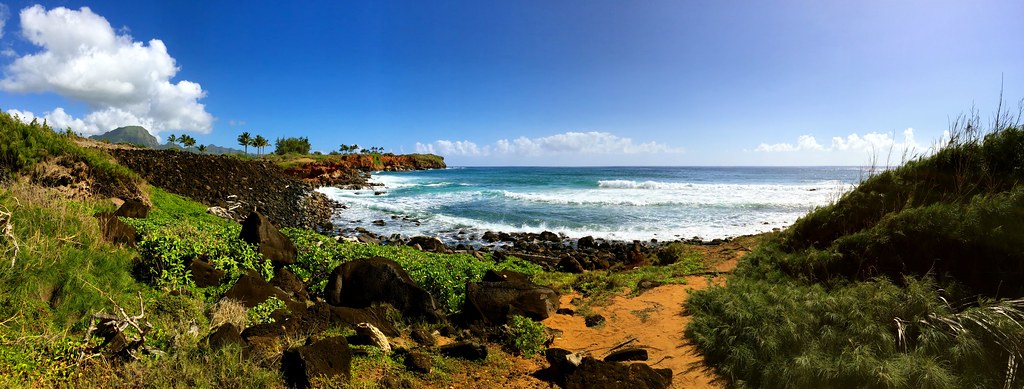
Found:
[283,154,445,188]
[109,149,335,229]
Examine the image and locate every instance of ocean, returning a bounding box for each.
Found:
[317,166,865,244]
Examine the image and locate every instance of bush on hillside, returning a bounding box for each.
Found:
[273,137,311,155]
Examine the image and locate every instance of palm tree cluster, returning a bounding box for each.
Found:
[237,132,270,156]
[166,133,199,152]
[339,144,385,154]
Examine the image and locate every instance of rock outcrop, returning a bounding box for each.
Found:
[108,149,335,229]
[324,257,442,322]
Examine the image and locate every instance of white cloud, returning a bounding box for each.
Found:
[416,131,682,159]
[0,3,9,39]
[0,5,212,136]
[755,135,824,152]
[757,128,923,156]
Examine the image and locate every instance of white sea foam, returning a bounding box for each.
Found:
[317,170,857,242]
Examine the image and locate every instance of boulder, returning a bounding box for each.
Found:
[404,351,433,374]
[206,324,243,349]
[239,211,297,267]
[113,199,150,218]
[463,278,559,324]
[558,256,585,274]
[324,257,442,322]
[408,236,448,253]
[94,212,137,246]
[223,271,304,313]
[577,236,597,249]
[538,231,561,243]
[604,348,649,362]
[546,348,584,376]
[565,357,672,389]
[281,336,352,389]
[271,267,309,302]
[409,327,436,346]
[189,259,226,288]
[585,314,606,328]
[292,303,400,338]
[438,341,488,361]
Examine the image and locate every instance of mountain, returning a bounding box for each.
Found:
[90,126,159,148]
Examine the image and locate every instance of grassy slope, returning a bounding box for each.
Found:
[0,111,719,387]
[686,126,1024,388]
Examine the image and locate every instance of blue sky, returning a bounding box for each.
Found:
[0,1,1021,166]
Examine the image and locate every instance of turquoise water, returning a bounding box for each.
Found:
[318,166,864,242]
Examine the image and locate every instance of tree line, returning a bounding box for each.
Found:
[164,131,391,157]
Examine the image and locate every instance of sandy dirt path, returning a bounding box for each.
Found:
[541,240,751,388]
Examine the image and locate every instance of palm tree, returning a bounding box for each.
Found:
[166,134,177,147]
[197,144,208,154]
[237,132,252,155]
[180,134,196,151]
[253,135,269,157]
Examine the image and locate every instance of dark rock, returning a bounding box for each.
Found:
[463,279,559,324]
[293,302,399,337]
[538,231,561,242]
[558,256,585,274]
[585,314,606,327]
[438,341,488,361]
[408,236,448,253]
[482,231,501,242]
[546,348,583,376]
[113,199,150,218]
[223,271,304,312]
[372,219,386,226]
[189,259,225,288]
[206,324,243,349]
[281,336,352,389]
[409,328,436,346]
[405,351,433,374]
[357,233,381,245]
[378,371,413,389]
[577,236,596,249]
[481,269,530,283]
[95,212,137,246]
[239,211,297,268]
[604,348,649,362]
[324,257,442,322]
[565,357,671,389]
[271,268,309,301]
[556,308,575,316]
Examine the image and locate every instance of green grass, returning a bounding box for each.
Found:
[283,228,543,313]
[687,124,1024,388]
[0,110,140,197]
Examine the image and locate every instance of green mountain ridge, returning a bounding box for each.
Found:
[89,126,159,148]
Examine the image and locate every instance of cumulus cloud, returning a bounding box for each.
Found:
[415,131,681,159]
[756,128,923,155]
[0,5,212,136]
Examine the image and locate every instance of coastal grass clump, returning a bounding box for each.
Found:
[687,117,1024,387]
[0,110,140,196]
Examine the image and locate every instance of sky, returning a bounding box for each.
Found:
[0,1,1022,166]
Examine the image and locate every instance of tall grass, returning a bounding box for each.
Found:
[687,101,1024,387]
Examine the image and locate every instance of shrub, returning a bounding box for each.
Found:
[504,315,546,357]
[273,136,311,155]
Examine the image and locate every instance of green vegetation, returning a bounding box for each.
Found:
[274,136,311,155]
[89,125,159,149]
[687,119,1024,388]
[283,229,543,313]
[504,315,547,357]
[237,131,252,155]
